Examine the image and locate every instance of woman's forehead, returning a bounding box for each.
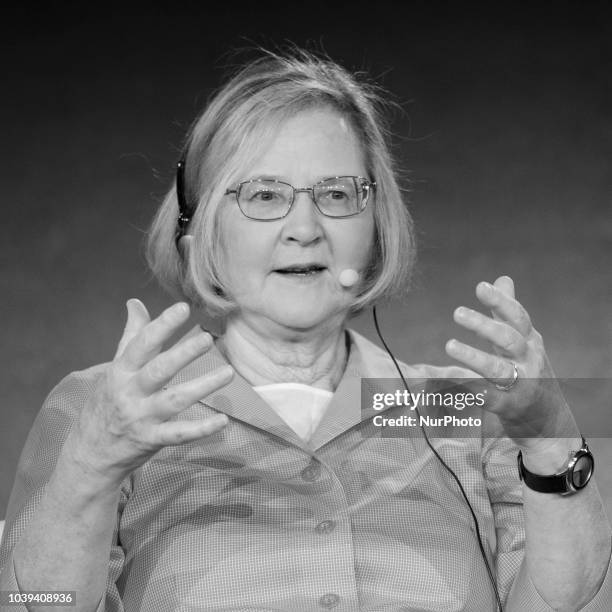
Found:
[270,107,356,139]
[235,108,366,182]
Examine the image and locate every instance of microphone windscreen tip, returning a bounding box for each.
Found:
[338,269,359,287]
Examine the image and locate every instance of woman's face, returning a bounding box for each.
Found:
[219,107,375,333]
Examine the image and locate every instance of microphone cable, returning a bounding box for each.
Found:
[372,304,503,612]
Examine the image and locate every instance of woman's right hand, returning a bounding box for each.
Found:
[63,299,233,488]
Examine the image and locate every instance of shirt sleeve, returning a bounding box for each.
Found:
[482,433,612,611]
[0,367,130,611]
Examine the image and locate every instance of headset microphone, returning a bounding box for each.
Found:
[338,269,360,288]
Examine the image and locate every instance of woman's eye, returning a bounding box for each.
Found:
[253,191,277,201]
[330,190,348,200]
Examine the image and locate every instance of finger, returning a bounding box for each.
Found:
[453,306,527,357]
[446,338,517,386]
[489,276,518,354]
[490,276,515,323]
[151,414,229,447]
[148,365,234,420]
[120,302,191,370]
[475,281,532,336]
[494,276,515,300]
[114,299,151,359]
[135,331,215,393]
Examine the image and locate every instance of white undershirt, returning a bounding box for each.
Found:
[253,383,334,442]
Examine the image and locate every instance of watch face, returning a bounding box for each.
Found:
[571,454,594,489]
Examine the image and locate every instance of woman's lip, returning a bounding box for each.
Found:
[273,266,327,273]
[273,268,327,276]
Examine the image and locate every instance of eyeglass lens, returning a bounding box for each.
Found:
[237,177,369,220]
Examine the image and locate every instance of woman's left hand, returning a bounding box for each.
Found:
[445,275,579,450]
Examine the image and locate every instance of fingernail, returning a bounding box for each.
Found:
[455,306,467,318]
[446,338,459,352]
[172,302,190,317]
[220,366,234,378]
[213,414,229,427]
[197,331,213,346]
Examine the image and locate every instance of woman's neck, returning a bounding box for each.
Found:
[217,317,349,392]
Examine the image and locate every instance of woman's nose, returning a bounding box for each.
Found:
[280,191,324,244]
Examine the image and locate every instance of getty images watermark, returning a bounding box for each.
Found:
[372,387,485,428]
[359,378,612,438]
[359,379,487,437]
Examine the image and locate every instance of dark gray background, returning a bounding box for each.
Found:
[2,3,611,518]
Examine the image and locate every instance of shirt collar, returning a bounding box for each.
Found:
[169,325,429,450]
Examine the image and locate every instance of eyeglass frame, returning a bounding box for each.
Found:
[224,176,377,221]
[175,158,376,248]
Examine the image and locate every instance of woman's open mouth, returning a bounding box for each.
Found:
[274,265,327,277]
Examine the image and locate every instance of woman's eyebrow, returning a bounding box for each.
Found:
[235,174,286,183]
[243,174,360,184]
[247,174,288,182]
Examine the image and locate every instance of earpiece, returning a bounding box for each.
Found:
[177,234,193,257]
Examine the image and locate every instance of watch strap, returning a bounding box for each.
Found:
[517,436,592,495]
[517,452,570,493]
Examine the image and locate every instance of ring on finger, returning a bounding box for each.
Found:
[494,361,519,392]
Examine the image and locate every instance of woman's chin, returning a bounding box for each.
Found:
[267,304,345,332]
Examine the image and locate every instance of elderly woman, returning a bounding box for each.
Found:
[1,50,611,612]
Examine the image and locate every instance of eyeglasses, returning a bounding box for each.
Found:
[225,176,376,221]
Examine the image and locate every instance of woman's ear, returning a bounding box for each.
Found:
[178,234,193,259]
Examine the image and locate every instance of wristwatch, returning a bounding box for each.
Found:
[517,436,594,496]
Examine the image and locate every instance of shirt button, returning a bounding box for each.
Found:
[315,520,337,535]
[301,462,321,482]
[318,593,340,608]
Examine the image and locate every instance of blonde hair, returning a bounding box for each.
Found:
[146,48,416,317]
